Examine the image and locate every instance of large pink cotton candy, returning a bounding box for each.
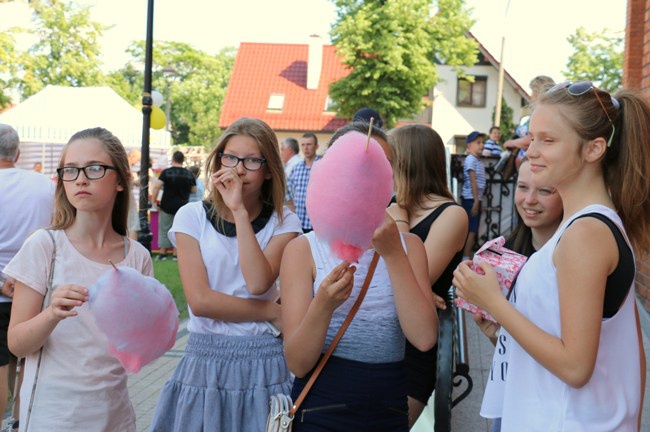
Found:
[88,266,179,373]
[306,131,393,262]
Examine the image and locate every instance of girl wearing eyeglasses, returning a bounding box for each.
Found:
[149,117,302,431]
[454,83,650,431]
[4,127,152,431]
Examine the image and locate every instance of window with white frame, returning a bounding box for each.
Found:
[267,94,285,111]
[457,76,487,108]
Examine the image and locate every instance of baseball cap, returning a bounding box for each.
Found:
[466,131,486,144]
[353,107,384,129]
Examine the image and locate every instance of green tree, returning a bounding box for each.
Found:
[492,98,514,142]
[565,27,623,93]
[112,41,235,147]
[12,0,107,98]
[329,0,477,128]
[0,31,17,107]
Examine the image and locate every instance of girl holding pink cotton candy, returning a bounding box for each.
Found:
[5,127,152,431]
[280,124,438,432]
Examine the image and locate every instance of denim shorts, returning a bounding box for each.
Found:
[461,198,482,233]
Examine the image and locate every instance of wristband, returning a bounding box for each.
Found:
[395,219,409,225]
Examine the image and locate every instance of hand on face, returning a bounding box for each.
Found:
[212,167,244,212]
[315,261,356,313]
[49,284,88,321]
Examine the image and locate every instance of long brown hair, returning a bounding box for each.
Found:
[204,118,286,222]
[51,128,131,236]
[389,124,453,212]
[538,87,650,254]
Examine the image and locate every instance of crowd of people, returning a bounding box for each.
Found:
[0,76,648,432]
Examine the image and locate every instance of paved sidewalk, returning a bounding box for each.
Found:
[132,316,650,432]
[128,320,189,432]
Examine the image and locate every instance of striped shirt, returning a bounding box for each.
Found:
[483,139,502,156]
[287,156,321,230]
[461,154,486,200]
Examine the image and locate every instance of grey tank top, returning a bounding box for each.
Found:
[305,232,405,363]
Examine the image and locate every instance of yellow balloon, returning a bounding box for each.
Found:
[150,106,167,130]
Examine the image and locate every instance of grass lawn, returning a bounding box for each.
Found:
[152,258,188,321]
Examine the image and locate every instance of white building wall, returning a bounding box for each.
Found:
[432,64,526,153]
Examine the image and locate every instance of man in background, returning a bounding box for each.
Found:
[0,124,55,432]
[280,137,300,179]
[287,133,320,233]
[151,151,196,260]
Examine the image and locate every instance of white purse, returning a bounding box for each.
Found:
[266,393,294,432]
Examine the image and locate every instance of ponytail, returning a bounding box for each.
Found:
[607,90,650,255]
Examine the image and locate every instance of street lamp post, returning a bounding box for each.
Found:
[138,0,155,253]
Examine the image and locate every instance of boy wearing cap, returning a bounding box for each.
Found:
[461,131,486,260]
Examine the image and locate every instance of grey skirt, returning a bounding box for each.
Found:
[149,332,291,432]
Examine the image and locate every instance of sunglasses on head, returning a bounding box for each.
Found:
[548,81,619,147]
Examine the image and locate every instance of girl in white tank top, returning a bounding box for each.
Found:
[453,83,650,431]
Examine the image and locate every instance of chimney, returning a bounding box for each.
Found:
[307,34,323,90]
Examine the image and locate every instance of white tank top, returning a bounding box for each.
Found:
[484,205,642,431]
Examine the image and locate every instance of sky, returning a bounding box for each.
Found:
[2,0,628,89]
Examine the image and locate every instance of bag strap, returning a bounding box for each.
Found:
[289,251,380,416]
[25,229,56,432]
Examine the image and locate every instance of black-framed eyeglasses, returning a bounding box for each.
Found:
[549,81,618,147]
[218,152,266,171]
[56,164,116,181]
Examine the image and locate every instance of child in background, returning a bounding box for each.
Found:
[5,127,152,431]
[474,157,563,432]
[149,118,302,431]
[454,83,649,430]
[461,131,486,260]
[482,126,503,157]
[387,124,468,426]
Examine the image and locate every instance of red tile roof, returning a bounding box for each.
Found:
[219,42,350,132]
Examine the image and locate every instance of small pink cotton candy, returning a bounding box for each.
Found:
[306,131,393,262]
[88,266,179,373]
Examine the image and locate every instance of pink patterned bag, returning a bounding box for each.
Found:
[455,236,527,322]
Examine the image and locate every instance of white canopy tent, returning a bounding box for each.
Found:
[0,85,171,177]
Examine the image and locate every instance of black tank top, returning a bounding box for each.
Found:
[572,213,635,318]
[409,202,465,298]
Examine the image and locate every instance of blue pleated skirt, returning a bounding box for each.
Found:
[149,333,291,432]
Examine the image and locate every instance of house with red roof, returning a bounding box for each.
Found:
[219,35,349,146]
[219,33,531,153]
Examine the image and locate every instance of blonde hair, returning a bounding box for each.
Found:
[537,87,650,254]
[529,75,555,98]
[204,118,286,222]
[389,124,453,212]
[51,128,131,235]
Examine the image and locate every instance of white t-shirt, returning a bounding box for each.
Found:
[284,154,301,179]
[0,168,55,302]
[169,201,302,336]
[4,229,153,432]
